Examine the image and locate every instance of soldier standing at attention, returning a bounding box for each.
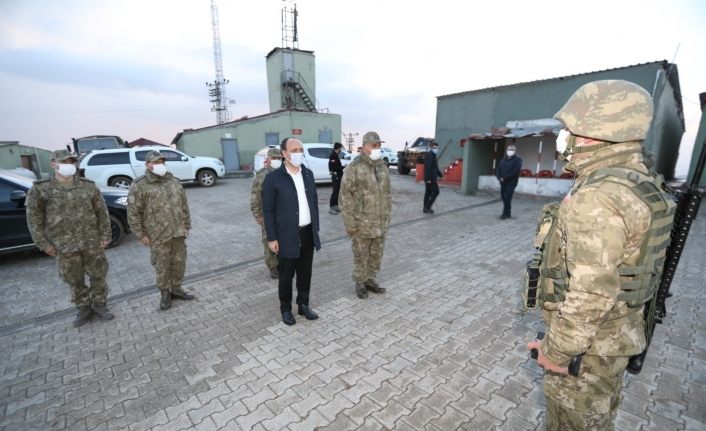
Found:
[328,142,345,215]
[423,140,443,214]
[128,150,195,311]
[262,138,321,326]
[26,149,114,326]
[250,147,283,279]
[527,80,675,430]
[340,131,392,299]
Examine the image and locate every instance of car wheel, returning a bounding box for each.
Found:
[108,213,125,248]
[197,169,217,187]
[109,176,132,189]
[383,157,390,168]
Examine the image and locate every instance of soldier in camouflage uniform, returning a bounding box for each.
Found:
[340,131,392,299]
[26,149,114,326]
[527,80,675,430]
[127,151,195,311]
[250,147,282,279]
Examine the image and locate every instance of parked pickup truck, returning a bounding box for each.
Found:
[79,146,225,188]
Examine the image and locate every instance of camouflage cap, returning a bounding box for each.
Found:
[51,149,78,162]
[267,147,282,158]
[554,79,654,143]
[362,131,385,144]
[145,150,166,163]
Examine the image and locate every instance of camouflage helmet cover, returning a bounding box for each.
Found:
[362,131,385,144]
[267,147,282,158]
[145,150,166,163]
[554,80,654,142]
[51,149,78,162]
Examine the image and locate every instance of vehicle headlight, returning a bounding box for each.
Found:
[114,196,128,206]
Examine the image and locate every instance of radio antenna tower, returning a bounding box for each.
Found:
[281,0,299,49]
[207,0,230,124]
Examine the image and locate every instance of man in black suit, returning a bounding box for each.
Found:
[423,140,443,214]
[262,138,322,325]
[328,142,345,215]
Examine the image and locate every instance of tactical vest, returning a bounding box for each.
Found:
[524,167,676,309]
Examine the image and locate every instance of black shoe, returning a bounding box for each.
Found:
[160,290,172,310]
[92,303,115,320]
[270,268,279,279]
[298,305,319,320]
[282,311,296,326]
[356,282,369,299]
[170,289,195,300]
[499,214,509,220]
[73,306,94,327]
[365,280,386,294]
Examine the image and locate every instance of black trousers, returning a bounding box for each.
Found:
[424,180,440,210]
[330,174,341,208]
[278,224,314,312]
[500,181,517,216]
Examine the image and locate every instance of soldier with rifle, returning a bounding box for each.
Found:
[524,80,676,430]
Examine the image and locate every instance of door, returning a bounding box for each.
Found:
[318,129,332,144]
[265,133,280,148]
[161,149,193,180]
[222,139,240,171]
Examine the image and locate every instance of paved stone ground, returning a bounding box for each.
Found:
[0,173,704,430]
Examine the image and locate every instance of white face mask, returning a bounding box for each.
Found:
[289,152,304,167]
[151,164,167,176]
[56,163,76,177]
[431,148,439,154]
[556,129,571,160]
[369,149,382,161]
[506,150,515,157]
[270,159,282,168]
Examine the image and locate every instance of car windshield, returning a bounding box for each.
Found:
[75,137,122,153]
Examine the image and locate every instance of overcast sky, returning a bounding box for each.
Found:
[1,0,704,176]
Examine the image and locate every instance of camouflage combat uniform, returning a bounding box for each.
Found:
[536,80,674,430]
[26,174,111,308]
[250,156,279,273]
[127,169,191,295]
[340,151,392,285]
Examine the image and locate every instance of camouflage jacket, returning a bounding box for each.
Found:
[127,170,191,244]
[340,153,392,238]
[541,142,655,366]
[25,175,111,253]
[250,166,274,221]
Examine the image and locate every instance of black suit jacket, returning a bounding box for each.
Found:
[262,164,321,259]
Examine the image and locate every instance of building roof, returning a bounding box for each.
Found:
[129,138,166,147]
[265,47,315,59]
[0,141,20,147]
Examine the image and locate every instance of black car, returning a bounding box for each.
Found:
[0,170,130,255]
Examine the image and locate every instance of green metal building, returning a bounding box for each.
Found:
[434,61,685,195]
[174,47,341,171]
[0,141,53,178]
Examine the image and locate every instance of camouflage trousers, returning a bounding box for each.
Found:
[351,235,385,283]
[57,247,109,307]
[261,227,278,270]
[544,355,629,431]
[150,237,187,292]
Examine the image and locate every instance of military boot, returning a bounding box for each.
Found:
[170,288,195,300]
[73,306,94,327]
[365,279,386,294]
[356,282,368,299]
[160,290,172,310]
[92,303,115,320]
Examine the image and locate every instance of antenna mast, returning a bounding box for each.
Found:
[207,0,230,124]
[281,0,299,49]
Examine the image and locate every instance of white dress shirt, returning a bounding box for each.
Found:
[287,167,311,227]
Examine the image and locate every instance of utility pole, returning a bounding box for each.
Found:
[207,0,230,124]
[342,132,358,153]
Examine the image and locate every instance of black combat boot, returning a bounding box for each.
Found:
[73,306,94,327]
[356,282,368,299]
[365,280,386,294]
[92,303,115,320]
[170,288,195,300]
[160,290,172,310]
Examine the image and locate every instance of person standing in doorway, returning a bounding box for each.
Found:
[328,142,345,215]
[423,140,443,214]
[496,144,522,219]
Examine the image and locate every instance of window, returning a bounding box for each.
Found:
[87,152,130,166]
[135,151,149,161]
[161,150,186,161]
[308,147,331,159]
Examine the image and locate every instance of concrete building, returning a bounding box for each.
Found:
[433,61,684,196]
[173,47,341,172]
[0,141,53,178]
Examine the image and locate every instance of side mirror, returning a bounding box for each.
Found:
[181,156,188,162]
[10,190,27,204]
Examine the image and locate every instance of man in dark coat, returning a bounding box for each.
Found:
[495,144,522,219]
[262,138,321,325]
[328,142,345,215]
[423,140,443,213]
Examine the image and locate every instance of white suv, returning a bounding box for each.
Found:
[79,146,225,188]
[381,147,398,166]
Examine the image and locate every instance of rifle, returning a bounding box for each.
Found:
[627,138,706,374]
